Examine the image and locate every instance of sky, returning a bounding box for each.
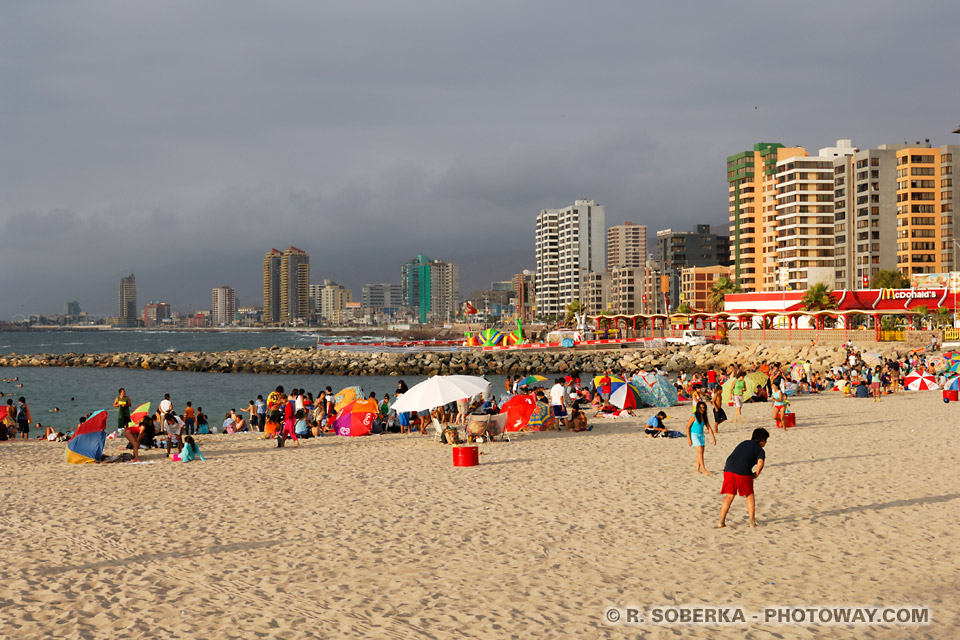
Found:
[2,1,959,319]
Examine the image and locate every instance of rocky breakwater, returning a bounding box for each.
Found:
[0,342,912,376]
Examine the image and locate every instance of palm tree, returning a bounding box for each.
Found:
[871,269,910,290]
[913,305,930,330]
[935,307,951,328]
[708,277,740,312]
[675,302,693,315]
[564,300,582,326]
[800,283,838,329]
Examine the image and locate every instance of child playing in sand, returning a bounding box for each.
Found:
[717,428,769,528]
[712,388,727,432]
[173,435,206,462]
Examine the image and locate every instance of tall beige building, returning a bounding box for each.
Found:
[211,286,236,326]
[727,143,807,292]
[280,246,310,322]
[895,143,958,276]
[262,249,283,324]
[607,222,647,269]
[832,145,902,290]
[774,140,856,290]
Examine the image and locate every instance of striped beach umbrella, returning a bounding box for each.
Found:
[526,401,554,431]
[517,375,548,387]
[610,383,643,410]
[904,370,939,391]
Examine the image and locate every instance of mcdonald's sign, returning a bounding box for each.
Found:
[878,288,938,301]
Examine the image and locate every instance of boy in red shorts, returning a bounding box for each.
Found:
[716,428,769,528]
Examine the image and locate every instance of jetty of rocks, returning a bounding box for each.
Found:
[0,342,911,376]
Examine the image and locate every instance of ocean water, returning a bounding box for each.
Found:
[0,329,326,356]
[0,366,520,438]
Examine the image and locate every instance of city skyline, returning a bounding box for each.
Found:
[2,2,960,318]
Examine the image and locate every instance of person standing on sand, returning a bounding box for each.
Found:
[112,388,132,432]
[717,428,769,528]
[16,397,31,439]
[731,373,746,422]
[687,401,716,475]
[712,388,727,432]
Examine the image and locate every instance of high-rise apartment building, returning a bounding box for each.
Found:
[64,301,81,317]
[280,247,310,323]
[655,224,730,308]
[833,145,902,290]
[727,143,807,292]
[774,140,856,290]
[894,143,958,277]
[118,273,137,327]
[361,283,404,309]
[141,301,170,328]
[584,271,610,315]
[211,286,236,326]
[401,255,460,323]
[262,249,283,324]
[317,280,353,325]
[609,267,645,315]
[607,222,647,269]
[680,265,730,311]
[535,199,605,318]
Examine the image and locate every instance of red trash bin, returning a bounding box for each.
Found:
[452,445,479,467]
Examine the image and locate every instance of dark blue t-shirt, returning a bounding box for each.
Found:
[724,440,765,476]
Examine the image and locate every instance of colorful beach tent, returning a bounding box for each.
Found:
[632,374,677,408]
[500,394,537,432]
[65,410,108,464]
[478,328,504,347]
[335,399,378,437]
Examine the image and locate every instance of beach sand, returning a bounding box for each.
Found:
[0,391,956,639]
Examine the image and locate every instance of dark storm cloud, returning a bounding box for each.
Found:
[2,1,959,317]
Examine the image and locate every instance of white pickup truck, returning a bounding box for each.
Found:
[666,329,708,346]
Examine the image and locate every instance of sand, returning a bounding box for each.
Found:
[0,391,956,639]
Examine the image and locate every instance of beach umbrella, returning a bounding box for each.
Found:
[128,402,150,427]
[610,383,643,410]
[592,374,626,394]
[334,399,378,436]
[926,356,948,374]
[334,386,364,413]
[517,375,548,387]
[525,401,554,431]
[500,394,537,431]
[391,375,490,414]
[720,377,736,405]
[904,370,939,391]
[944,376,960,392]
[861,352,883,367]
[745,371,768,391]
[943,352,960,373]
[789,362,807,382]
[65,410,108,464]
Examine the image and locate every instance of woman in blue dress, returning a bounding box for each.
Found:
[687,401,717,475]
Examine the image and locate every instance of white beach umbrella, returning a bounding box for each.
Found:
[390,375,490,413]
